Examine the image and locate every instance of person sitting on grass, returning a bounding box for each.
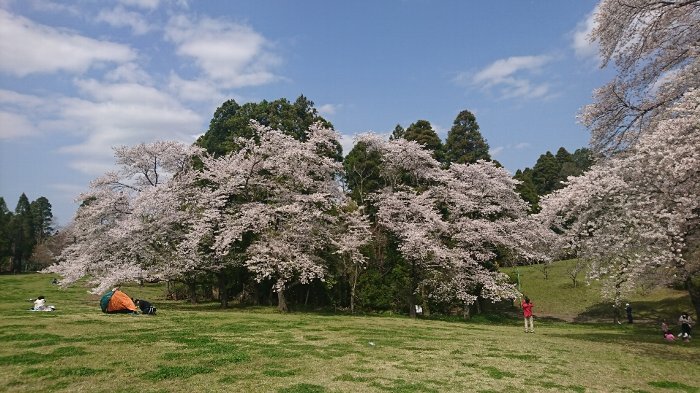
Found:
[133,298,157,315]
[32,296,55,311]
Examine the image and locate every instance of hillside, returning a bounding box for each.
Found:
[502,259,695,324]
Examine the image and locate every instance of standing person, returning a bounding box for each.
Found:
[625,303,633,323]
[679,313,693,342]
[521,296,534,333]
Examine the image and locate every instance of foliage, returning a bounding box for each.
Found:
[0,194,55,273]
[358,134,552,316]
[581,0,700,155]
[444,109,491,165]
[540,89,700,313]
[540,0,700,316]
[513,147,593,213]
[403,120,444,162]
[48,141,202,293]
[196,95,339,159]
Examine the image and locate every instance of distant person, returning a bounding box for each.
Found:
[521,296,534,333]
[661,321,671,335]
[32,296,55,311]
[133,298,157,315]
[661,321,675,341]
[625,303,633,323]
[678,313,693,342]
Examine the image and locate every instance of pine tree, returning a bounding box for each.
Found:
[404,120,444,162]
[444,110,491,164]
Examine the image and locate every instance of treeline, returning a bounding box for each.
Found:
[159,96,582,313]
[43,96,591,316]
[0,193,55,273]
[514,148,594,213]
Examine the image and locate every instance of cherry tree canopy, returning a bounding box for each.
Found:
[582,0,700,154]
[541,89,700,313]
[359,134,551,310]
[179,122,345,294]
[48,141,203,294]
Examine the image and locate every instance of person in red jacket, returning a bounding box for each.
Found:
[521,296,534,333]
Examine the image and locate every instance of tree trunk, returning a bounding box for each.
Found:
[419,285,430,317]
[187,279,197,304]
[218,271,229,308]
[350,277,356,315]
[686,274,700,319]
[462,302,471,320]
[408,260,417,318]
[277,289,289,312]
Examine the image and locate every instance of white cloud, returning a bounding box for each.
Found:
[105,63,153,84]
[28,0,82,16]
[572,8,600,62]
[473,56,551,86]
[50,182,87,195]
[318,104,339,116]
[165,14,280,88]
[0,89,45,108]
[0,111,38,139]
[0,9,136,76]
[0,89,48,139]
[97,6,153,35]
[490,143,531,158]
[118,0,160,10]
[54,79,203,174]
[339,133,356,157]
[460,55,554,100]
[168,72,226,103]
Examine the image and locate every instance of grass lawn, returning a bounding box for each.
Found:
[1,270,699,393]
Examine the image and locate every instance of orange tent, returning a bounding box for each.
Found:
[100,289,137,313]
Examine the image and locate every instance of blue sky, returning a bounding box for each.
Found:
[0,0,609,225]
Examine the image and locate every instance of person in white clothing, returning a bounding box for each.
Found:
[32,296,54,311]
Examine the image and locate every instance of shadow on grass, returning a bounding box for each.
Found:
[574,297,694,324]
[547,329,698,362]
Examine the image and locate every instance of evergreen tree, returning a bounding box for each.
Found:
[389,124,405,140]
[404,120,444,161]
[513,169,540,213]
[531,152,561,195]
[514,147,594,213]
[196,95,337,158]
[30,196,53,243]
[444,110,491,164]
[571,148,594,174]
[0,198,12,271]
[343,141,384,206]
[11,194,35,273]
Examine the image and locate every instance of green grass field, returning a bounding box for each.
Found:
[1,263,698,393]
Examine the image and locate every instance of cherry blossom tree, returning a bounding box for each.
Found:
[541,89,700,316]
[582,0,700,154]
[331,202,372,314]
[178,122,350,311]
[48,141,202,294]
[540,0,700,318]
[359,134,551,317]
